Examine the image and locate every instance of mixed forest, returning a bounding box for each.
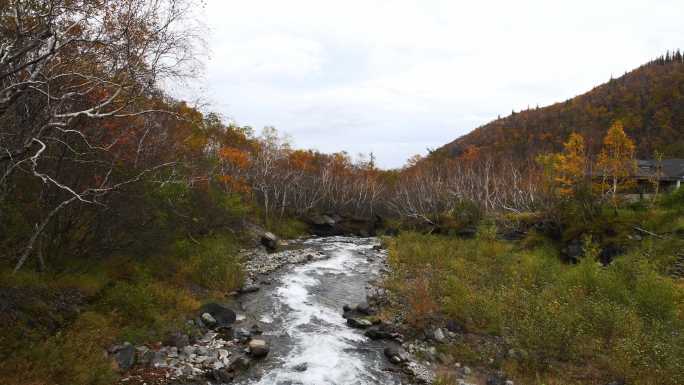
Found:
[0,1,683,385]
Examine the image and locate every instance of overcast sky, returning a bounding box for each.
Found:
[184,0,684,169]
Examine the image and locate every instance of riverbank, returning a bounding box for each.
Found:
[380,226,684,385]
[0,228,255,385]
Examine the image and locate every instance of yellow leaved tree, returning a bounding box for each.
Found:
[555,133,587,197]
[536,132,587,199]
[595,121,636,206]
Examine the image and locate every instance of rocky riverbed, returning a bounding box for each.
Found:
[114,236,452,385]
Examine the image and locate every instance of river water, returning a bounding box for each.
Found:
[235,236,405,385]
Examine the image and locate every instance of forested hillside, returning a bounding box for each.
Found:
[438,52,684,161]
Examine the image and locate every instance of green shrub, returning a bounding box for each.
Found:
[175,234,244,292]
[267,217,309,239]
[1,311,117,385]
[98,279,199,343]
[386,231,684,385]
[660,187,684,210]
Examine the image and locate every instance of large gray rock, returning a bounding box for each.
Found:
[383,345,409,365]
[307,214,339,236]
[355,302,373,315]
[261,232,279,251]
[248,339,269,358]
[311,214,336,226]
[364,323,397,340]
[113,342,136,371]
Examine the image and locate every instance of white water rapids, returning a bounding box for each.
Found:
[236,237,403,385]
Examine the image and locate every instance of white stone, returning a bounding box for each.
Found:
[433,328,446,342]
[201,312,217,325]
[218,349,229,360]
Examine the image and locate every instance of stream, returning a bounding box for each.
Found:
[235,236,405,385]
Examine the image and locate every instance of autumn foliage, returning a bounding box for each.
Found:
[596,121,637,201]
[439,52,684,162]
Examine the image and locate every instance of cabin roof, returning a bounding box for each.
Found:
[635,159,684,180]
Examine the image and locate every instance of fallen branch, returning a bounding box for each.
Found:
[633,226,667,240]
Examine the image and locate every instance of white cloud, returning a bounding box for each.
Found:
[181,0,684,168]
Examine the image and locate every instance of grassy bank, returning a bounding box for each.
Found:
[384,195,684,385]
[0,233,245,385]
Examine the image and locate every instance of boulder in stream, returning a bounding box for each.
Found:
[248,339,270,358]
[347,317,373,329]
[355,302,373,315]
[384,345,410,365]
[364,323,397,340]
